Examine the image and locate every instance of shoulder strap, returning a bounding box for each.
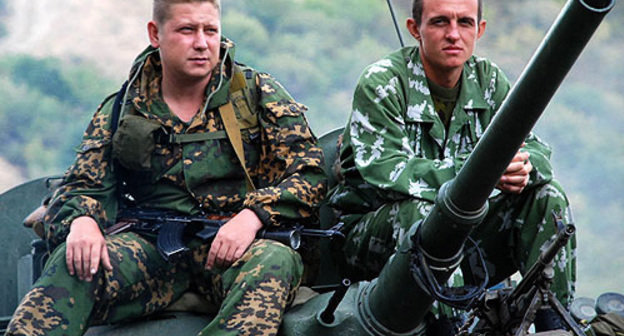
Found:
[230,66,248,92]
[214,63,258,192]
[111,80,130,210]
[231,63,258,119]
[218,102,256,192]
[111,80,129,135]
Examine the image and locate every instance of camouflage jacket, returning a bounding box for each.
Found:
[329,46,554,214]
[44,39,327,249]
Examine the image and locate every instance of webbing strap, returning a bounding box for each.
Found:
[168,130,227,144]
[111,80,129,136]
[218,102,256,191]
[230,70,247,92]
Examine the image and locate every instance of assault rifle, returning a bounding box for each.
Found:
[464,212,583,336]
[106,207,344,261]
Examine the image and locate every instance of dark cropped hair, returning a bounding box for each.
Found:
[412,0,482,25]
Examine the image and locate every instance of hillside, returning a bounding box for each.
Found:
[0,0,151,80]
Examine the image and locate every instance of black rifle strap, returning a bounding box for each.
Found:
[111,80,129,135]
[111,80,130,210]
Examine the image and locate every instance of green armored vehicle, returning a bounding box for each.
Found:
[0,0,621,335]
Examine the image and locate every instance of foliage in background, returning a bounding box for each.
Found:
[0,55,115,176]
[0,0,622,298]
[223,0,400,133]
[0,0,7,38]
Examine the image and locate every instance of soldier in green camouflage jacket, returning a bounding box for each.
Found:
[329,0,575,330]
[6,1,326,335]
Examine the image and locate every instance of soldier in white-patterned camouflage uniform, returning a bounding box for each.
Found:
[329,0,575,331]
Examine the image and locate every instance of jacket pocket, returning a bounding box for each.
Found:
[112,114,163,171]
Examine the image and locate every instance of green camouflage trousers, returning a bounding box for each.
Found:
[335,180,576,306]
[5,233,303,336]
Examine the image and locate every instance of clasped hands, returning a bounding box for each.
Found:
[496,148,533,194]
[65,208,262,281]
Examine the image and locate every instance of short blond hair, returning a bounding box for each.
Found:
[153,0,221,25]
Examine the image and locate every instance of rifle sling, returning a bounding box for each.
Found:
[218,101,256,192]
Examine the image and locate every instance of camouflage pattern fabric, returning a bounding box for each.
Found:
[329,46,576,306]
[44,38,326,250]
[7,38,325,335]
[5,235,303,336]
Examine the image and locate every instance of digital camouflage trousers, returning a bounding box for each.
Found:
[5,233,303,336]
[335,180,576,307]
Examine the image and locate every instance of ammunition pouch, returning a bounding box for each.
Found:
[112,114,165,171]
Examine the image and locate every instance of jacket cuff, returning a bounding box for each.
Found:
[246,204,273,227]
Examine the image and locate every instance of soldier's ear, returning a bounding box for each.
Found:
[477,19,487,39]
[406,18,422,42]
[147,21,160,48]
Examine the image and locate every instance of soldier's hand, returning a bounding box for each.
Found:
[66,216,113,282]
[497,150,532,194]
[205,209,262,270]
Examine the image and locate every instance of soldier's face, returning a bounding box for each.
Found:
[407,0,486,82]
[148,2,221,84]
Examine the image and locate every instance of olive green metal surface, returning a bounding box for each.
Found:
[84,312,213,336]
[0,177,52,317]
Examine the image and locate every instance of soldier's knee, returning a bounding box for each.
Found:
[256,239,302,261]
[539,180,568,203]
[42,243,71,275]
[529,180,570,219]
[249,239,303,272]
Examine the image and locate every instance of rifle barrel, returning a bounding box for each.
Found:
[513,224,576,299]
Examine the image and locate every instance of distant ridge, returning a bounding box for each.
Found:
[0,0,151,80]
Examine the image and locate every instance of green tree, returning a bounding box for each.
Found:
[0,55,115,177]
[10,57,76,104]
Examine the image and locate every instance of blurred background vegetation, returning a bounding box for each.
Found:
[0,0,621,299]
[0,0,6,38]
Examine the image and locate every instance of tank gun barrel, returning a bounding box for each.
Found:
[365,0,615,333]
[448,0,615,212]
